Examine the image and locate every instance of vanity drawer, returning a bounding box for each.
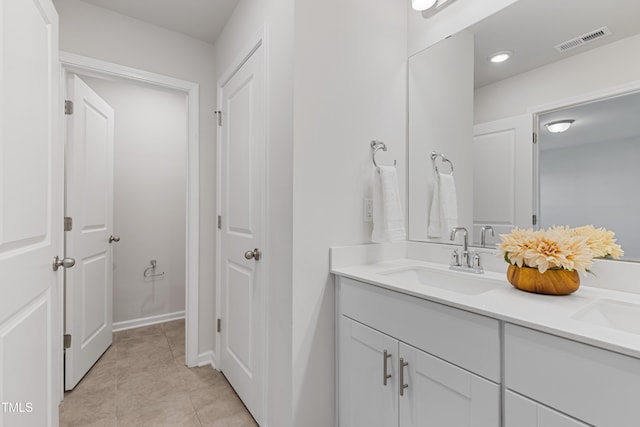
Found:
[505,391,589,427]
[505,324,640,427]
[338,277,500,382]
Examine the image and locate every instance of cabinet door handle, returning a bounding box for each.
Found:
[399,358,409,396]
[383,350,392,386]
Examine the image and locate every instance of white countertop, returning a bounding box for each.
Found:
[332,257,640,359]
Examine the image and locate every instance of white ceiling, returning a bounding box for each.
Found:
[79,0,240,44]
[470,0,640,88]
[465,0,640,153]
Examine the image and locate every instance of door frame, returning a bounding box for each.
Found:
[528,78,640,229]
[59,52,200,373]
[215,26,269,422]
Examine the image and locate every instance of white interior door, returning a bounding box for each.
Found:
[64,74,115,390]
[0,0,61,425]
[472,114,533,245]
[219,42,265,424]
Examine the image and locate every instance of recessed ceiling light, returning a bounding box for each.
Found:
[545,119,575,133]
[489,51,512,63]
[412,0,437,11]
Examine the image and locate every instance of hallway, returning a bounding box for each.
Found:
[60,320,257,426]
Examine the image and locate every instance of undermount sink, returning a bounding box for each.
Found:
[378,266,504,295]
[571,299,640,335]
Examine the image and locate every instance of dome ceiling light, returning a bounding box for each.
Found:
[545,119,575,133]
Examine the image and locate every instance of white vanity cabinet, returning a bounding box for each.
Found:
[337,277,501,427]
[504,324,640,427]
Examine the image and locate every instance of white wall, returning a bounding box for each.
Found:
[213,0,294,426]
[216,2,407,426]
[475,33,640,124]
[82,76,187,326]
[540,137,640,260]
[292,0,407,425]
[54,0,217,354]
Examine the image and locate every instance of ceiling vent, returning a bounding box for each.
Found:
[554,26,612,53]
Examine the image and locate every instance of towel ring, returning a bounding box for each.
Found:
[371,140,397,169]
[430,151,454,175]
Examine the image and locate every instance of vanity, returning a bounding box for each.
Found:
[335,0,640,424]
[332,243,640,427]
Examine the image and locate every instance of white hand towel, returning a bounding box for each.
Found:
[427,172,458,238]
[372,166,406,243]
[427,173,442,237]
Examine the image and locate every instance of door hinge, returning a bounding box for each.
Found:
[217,318,221,333]
[217,215,222,230]
[533,214,537,225]
[64,334,72,349]
[64,100,74,115]
[64,216,73,231]
[214,110,222,126]
[532,132,537,144]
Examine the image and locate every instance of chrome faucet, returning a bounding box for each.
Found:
[451,227,468,251]
[450,227,469,266]
[480,225,494,248]
[450,227,483,274]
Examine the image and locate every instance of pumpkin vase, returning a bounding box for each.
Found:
[506,265,580,296]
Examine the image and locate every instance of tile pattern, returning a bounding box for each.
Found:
[60,320,257,427]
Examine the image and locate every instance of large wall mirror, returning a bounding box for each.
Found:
[408,0,640,262]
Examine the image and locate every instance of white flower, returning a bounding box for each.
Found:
[499,225,610,274]
[572,225,624,259]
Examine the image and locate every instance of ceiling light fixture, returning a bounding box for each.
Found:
[412,0,457,15]
[489,51,512,63]
[412,0,437,11]
[545,119,575,133]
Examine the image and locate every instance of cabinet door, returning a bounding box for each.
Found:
[505,391,589,427]
[339,316,399,427]
[399,343,499,427]
[505,323,640,426]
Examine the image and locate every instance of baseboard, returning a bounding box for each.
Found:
[197,350,218,370]
[112,311,185,332]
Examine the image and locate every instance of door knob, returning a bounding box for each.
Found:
[244,248,261,261]
[53,256,76,271]
[109,235,120,243]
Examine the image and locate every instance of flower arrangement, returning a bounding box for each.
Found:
[500,225,623,274]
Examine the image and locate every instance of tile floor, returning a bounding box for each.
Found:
[59,319,257,426]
